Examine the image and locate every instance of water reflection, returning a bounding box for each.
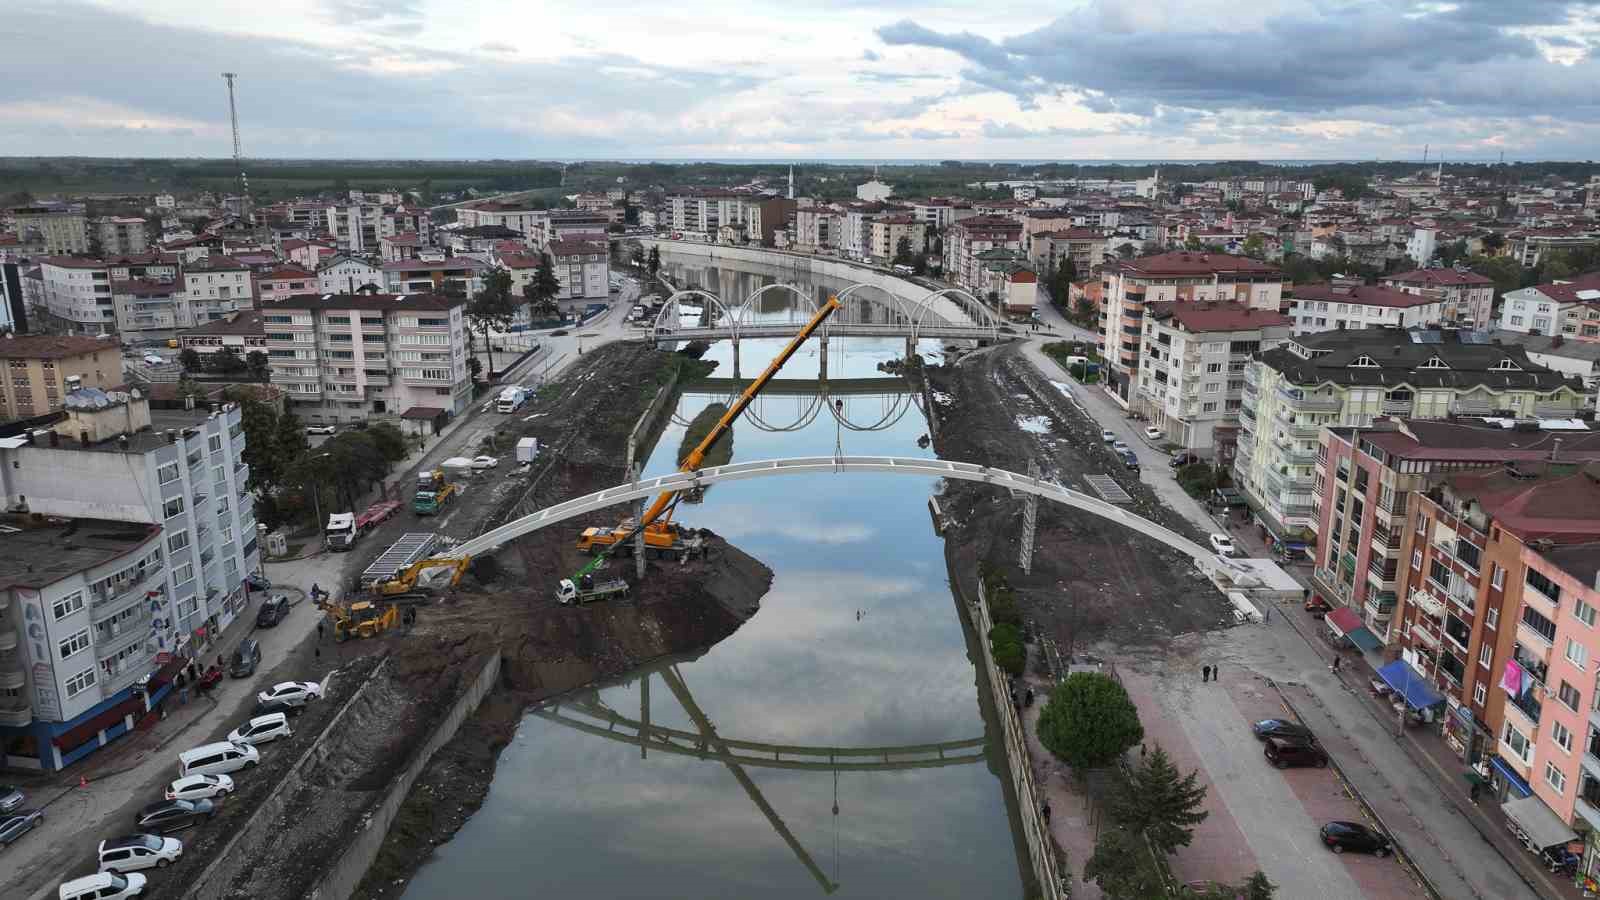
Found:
[400,334,1022,899]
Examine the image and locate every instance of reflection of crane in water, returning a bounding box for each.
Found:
[533,660,990,895]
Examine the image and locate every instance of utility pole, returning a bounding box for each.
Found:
[221,72,251,223]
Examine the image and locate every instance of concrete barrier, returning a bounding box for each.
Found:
[307,650,502,899]
[973,580,1067,900]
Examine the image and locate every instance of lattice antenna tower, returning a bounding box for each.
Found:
[221,73,251,218]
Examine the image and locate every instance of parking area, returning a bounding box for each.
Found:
[1118,664,1429,899]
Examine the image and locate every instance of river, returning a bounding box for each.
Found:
[400,262,1024,898]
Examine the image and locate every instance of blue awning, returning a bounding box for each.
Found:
[1376,659,1447,710]
[1490,756,1534,798]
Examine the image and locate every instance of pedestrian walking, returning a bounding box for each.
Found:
[1213,663,1220,681]
[1263,605,1271,624]
[318,621,325,641]
[1470,781,1482,804]
[1041,801,1052,823]
[1202,664,1211,682]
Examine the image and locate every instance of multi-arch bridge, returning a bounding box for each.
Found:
[649,282,1005,346]
[674,378,919,434]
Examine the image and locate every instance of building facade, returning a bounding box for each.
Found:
[1140,303,1291,457]
[0,335,122,422]
[1288,282,1445,335]
[1384,268,1495,327]
[179,256,254,327]
[548,240,609,300]
[13,205,89,255]
[39,257,115,335]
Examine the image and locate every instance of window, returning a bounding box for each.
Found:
[158,462,180,484]
[1205,362,1221,373]
[1479,644,1493,667]
[1202,401,1218,412]
[1350,355,1378,368]
[1578,600,1597,627]
[1413,549,1423,570]
[1546,761,1567,795]
[1505,721,1533,762]
[1474,681,1487,705]
[1491,564,1505,590]
[52,591,85,620]
[64,667,96,699]
[168,531,189,552]
[208,434,222,453]
[163,497,185,518]
[174,562,194,584]
[1523,606,1557,643]
[1567,639,1588,671]
[1486,607,1500,630]
[1528,568,1563,604]
[1559,682,1582,712]
[58,628,90,660]
[1456,540,1481,571]
[1429,559,1451,588]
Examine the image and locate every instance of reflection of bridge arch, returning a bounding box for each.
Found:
[671,379,915,434]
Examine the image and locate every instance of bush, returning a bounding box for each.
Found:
[1176,463,1217,498]
[989,624,1025,677]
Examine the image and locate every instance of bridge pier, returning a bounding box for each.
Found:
[905,335,916,361]
[818,333,828,381]
[732,339,741,381]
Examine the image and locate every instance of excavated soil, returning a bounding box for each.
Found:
[916,345,1229,658]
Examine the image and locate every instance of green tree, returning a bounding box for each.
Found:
[468,268,517,376]
[522,252,563,319]
[1243,870,1277,900]
[1037,672,1144,775]
[988,623,1025,677]
[647,245,661,277]
[178,347,202,373]
[212,345,246,375]
[275,407,310,461]
[230,393,282,494]
[467,355,483,383]
[1111,744,1210,855]
[1465,254,1522,299]
[1242,234,1265,259]
[244,350,270,381]
[893,235,916,267]
[1083,828,1162,900]
[366,421,409,464]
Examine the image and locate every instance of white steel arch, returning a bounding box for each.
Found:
[738,283,818,329]
[918,287,1004,331]
[452,456,1218,569]
[653,288,740,339]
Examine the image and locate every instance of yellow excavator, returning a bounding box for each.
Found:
[372,556,473,598]
[570,293,843,579]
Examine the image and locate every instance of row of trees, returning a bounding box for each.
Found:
[464,257,562,377]
[178,346,270,381]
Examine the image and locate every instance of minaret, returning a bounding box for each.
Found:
[788,165,794,200]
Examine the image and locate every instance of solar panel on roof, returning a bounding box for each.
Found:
[1410,330,1442,344]
[1458,331,1493,344]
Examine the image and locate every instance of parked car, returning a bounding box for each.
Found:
[165,774,233,802]
[98,834,182,873]
[470,455,500,469]
[134,799,215,834]
[176,741,258,778]
[1212,486,1248,508]
[1252,719,1315,742]
[1144,426,1163,442]
[226,712,293,747]
[305,424,337,435]
[1319,821,1392,856]
[1170,452,1201,469]
[1120,450,1140,471]
[229,637,261,678]
[0,784,23,813]
[1112,440,1131,454]
[256,681,323,707]
[243,573,271,592]
[550,329,569,337]
[58,872,147,900]
[1264,736,1329,768]
[0,808,43,846]
[1209,533,1237,557]
[253,698,305,719]
[256,595,290,628]
[1100,429,1116,444]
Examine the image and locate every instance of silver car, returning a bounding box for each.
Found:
[0,808,43,847]
[0,785,23,813]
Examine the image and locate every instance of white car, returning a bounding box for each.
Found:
[1209,533,1237,557]
[98,834,182,873]
[165,774,233,802]
[142,354,165,365]
[1144,426,1163,442]
[1100,429,1116,443]
[305,424,337,435]
[226,712,293,747]
[59,872,146,900]
[256,681,323,707]
[1112,441,1131,454]
[471,455,499,469]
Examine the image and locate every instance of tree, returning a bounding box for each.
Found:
[178,348,202,373]
[522,252,562,320]
[211,345,246,375]
[893,235,916,268]
[1036,672,1144,775]
[1243,871,1277,900]
[647,245,661,277]
[366,421,409,464]
[1465,254,1522,299]
[1084,828,1163,900]
[467,355,483,383]
[274,407,310,461]
[1111,744,1210,855]
[230,393,282,495]
[1242,234,1265,260]
[468,268,517,376]
[988,623,1025,677]
[245,350,270,381]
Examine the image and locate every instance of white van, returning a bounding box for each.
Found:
[177,741,259,778]
[59,872,147,899]
[98,834,182,873]
[226,712,292,747]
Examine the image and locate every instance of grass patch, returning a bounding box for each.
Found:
[679,403,734,468]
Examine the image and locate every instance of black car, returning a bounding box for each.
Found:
[1252,719,1315,742]
[1170,452,1202,469]
[256,595,290,628]
[136,798,216,834]
[1264,736,1328,769]
[252,698,305,719]
[1320,821,1391,856]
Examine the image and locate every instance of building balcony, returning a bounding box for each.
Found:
[99,647,156,698]
[1365,592,1397,622]
[1370,529,1402,558]
[1382,399,1413,416]
[1516,621,1555,663]
[1576,784,1600,834]
[1504,683,1543,727]
[0,699,31,727]
[0,629,14,653]
[0,664,23,691]
[1451,397,1496,415]
[94,608,152,658]
[1374,499,1409,524]
[1367,563,1399,590]
[1278,387,1341,412]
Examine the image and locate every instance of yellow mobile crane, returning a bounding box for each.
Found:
[569,294,843,577]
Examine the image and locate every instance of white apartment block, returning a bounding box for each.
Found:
[1287,283,1444,335]
[1499,275,1600,337]
[668,194,744,234]
[0,393,259,770]
[318,256,385,295]
[456,202,549,239]
[381,258,489,297]
[868,216,926,263]
[13,206,89,255]
[39,257,116,334]
[548,240,610,300]
[1138,303,1291,456]
[1383,268,1495,327]
[910,200,975,230]
[943,216,1024,293]
[179,257,253,328]
[95,218,149,256]
[793,207,840,252]
[263,292,472,423]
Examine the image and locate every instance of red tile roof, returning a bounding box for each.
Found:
[1385,268,1493,287]
[1115,251,1279,278]
[1147,301,1290,332]
[1528,273,1600,305]
[0,334,116,359]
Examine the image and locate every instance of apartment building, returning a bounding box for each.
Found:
[282,239,337,271]
[868,215,926,264]
[793,206,840,252]
[263,292,472,423]
[256,266,318,304]
[179,256,253,327]
[1507,228,1600,268]
[455,200,547,239]
[943,216,1024,295]
[1384,268,1495,327]
[1288,282,1444,335]
[0,335,121,422]
[93,217,149,256]
[540,211,611,250]
[111,280,181,338]
[1028,228,1107,276]
[1099,252,1282,401]
[743,198,796,247]
[1499,274,1600,338]
[910,199,975,231]
[178,310,266,360]
[12,205,89,255]
[1240,330,1588,540]
[381,258,489,297]
[0,392,259,769]
[548,240,609,301]
[317,255,384,295]
[39,257,116,334]
[1140,303,1291,460]
[668,192,744,234]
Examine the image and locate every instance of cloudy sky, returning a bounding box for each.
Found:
[4,0,1599,160]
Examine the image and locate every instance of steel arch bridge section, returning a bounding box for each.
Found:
[736,283,819,334]
[916,287,1002,341]
[653,288,740,342]
[834,283,920,338]
[452,456,1220,570]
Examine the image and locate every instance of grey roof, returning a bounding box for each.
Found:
[1484,329,1600,363]
[1258,327,1583,392]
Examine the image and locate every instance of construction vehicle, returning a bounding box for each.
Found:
[413,469,457,515]
[556,574,630,605]
[359,532,440,588]
[329,599,398,641]
[324,500,401,551]
[569,293,843,580]
[372,555,473,598]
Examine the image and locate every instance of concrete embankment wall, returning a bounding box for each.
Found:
[626,366,680,472]
[641,239,979,327]
[972,580,1067,900]
[307,651,502,900]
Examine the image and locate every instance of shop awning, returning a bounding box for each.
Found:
[1325,607,1385,652]
[1376,659,1446,710]
[1490,756,1533,798]
[1503,794,1578,850]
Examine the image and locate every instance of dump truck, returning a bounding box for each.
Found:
[497,385,529,413]
[413,481,456,515]
[556,575,630,605]
[324,500,401,551]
